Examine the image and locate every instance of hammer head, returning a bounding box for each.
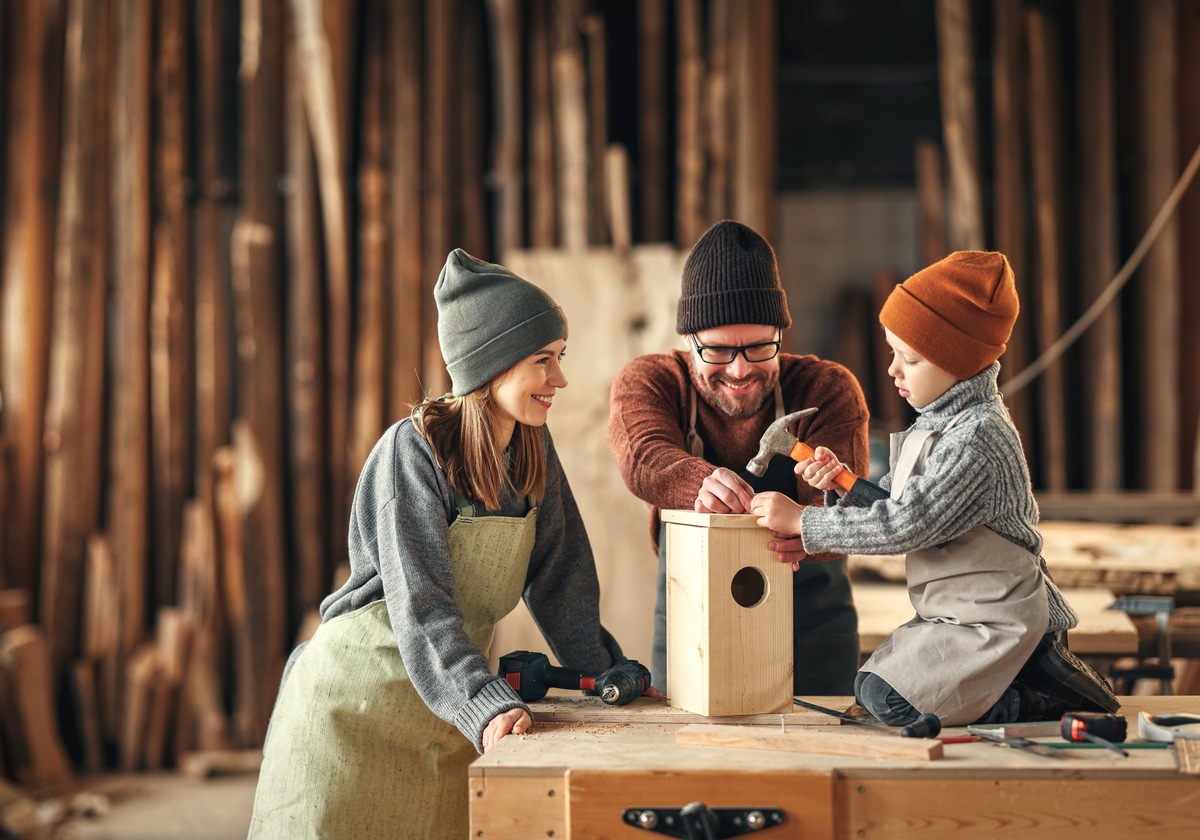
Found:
[746,408,818,477]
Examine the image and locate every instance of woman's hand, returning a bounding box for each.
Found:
[796,446,846,496]
[482,707,532,753]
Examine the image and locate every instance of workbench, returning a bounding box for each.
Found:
[469,695,1200,839]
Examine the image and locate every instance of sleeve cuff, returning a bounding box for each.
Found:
[454,678,531,753]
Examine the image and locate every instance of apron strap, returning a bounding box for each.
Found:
[889,408,974,500]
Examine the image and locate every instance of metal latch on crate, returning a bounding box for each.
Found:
[623,801,787,838]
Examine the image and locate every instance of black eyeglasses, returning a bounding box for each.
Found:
[688,334,781,364]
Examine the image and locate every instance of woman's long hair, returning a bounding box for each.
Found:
[411,385,546,511]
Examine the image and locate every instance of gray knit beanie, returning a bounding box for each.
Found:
[435,249,568,396]
[676,220,792,334]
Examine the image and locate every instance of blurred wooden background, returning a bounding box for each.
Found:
[0,0,1197,786]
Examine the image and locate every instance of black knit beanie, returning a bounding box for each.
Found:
[435,249,568,396]
[676,220,792,334]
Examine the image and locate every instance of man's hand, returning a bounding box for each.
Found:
[482,707,531,753]
[693,467,756,514]
[767,532,808,572]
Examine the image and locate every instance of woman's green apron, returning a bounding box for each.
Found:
[247,498,537,840]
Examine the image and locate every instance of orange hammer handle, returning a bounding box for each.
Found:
[786,440,858,494]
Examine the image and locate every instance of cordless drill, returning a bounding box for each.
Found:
[498,650,652,706]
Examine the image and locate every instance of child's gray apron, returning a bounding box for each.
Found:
[860,413,1048,725]
[247,498,537,840]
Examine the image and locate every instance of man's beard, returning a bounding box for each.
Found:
[687,355,779,420]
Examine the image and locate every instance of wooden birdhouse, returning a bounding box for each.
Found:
[661,510,793,716]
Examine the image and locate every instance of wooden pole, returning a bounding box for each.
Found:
[704,0,731,227]
[676,0,704,246]
[991,0,1034,464]
[731,0,776,239]
[387,0,425,413]
[422,0,452,395]
[1133,0,1180,490]
[42,0,110,675]
[1075,0,1123,490]
[638,0,669,242]
[231,0,287,745]
[486,0,524,256]
[2,0,63,601]
[914,138,946,268]
[292,0,354,568]
[1179,0,1200,490]
[108,0,153,670]
[528,0,557,249]
[1025,7,1069,491]
[283,12,329,611]
[583,12,609,246]
[552,0,589,250]
[935,0,985,250]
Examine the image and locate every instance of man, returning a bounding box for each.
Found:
[607,220,870,694]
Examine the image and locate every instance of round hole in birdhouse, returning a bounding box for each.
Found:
[730,566,768,608]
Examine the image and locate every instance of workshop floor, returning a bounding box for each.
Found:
[48,772,258,840]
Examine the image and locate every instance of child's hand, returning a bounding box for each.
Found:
[796,446,846,496]
[749,492,805,544]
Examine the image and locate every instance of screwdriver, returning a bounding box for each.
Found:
[1061,713,1128,757]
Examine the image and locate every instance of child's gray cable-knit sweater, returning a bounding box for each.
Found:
[799,363,1078,632]
[319,418,623,752]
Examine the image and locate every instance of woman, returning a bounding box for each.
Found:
[249,249,641,838]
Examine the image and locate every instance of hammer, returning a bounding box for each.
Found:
[747,409,889,504]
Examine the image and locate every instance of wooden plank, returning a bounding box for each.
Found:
[458,7,489,257]
[1133,0,1180,491]
[530,697,834,726]
[935,0,984,250]
[421,0,452,395]
[704,0,731,224]
[387,0,425,413]
[177,749,263,779]
[1075,0,1122,491]
[990,0,1034,461]
[470,775,566,840]
[2,0,61,600]
[583,12,609,246]
[1025,7,1068,491]
[1034,491,1200,525]
[68,659,104,773]
[914,138,946,268]
[293,0,353,567]
[349,0,389,480]
[731,0,776,237]
[677,723,944,761]
[150,0,193,612]
[108,0,153,668]
[41,0,110,675]
[0,625,73,786]
[528,0,557,248]
[676,0,704,246]
[1181,1,1200,491]
[83,535,121,742]
[283,14,329,611]
[605,145,632,252]
[637,0,668,242]
[0,590,31,632]
[551,0,589,250]
[486,0,524,255]
[232,0,288,747]
[119,642,157,771]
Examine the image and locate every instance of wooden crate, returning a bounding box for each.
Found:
[662,511,792,716]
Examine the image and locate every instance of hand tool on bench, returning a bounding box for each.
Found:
[747,409,889,504]
[973,731,1067,759]
[498,650,652,706]
[792,698,943,738]
[1061,712,1128,757]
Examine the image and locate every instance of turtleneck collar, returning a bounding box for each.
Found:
[913,361,1002,428]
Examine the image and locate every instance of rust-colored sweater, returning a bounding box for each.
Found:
[607,349,870,558]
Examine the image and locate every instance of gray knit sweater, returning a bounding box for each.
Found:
[799,363,1077,631]
[320,418,623,752]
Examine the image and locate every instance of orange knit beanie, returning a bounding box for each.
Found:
[879,251,1019,380]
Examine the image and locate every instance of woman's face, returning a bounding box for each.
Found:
[490,339,569,443]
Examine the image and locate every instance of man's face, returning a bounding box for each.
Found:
[685,324,781,420]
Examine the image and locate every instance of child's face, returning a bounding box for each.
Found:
[884,328,959,409]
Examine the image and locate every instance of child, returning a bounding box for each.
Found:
[750,251,1117,727]
[248,250,650,838]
